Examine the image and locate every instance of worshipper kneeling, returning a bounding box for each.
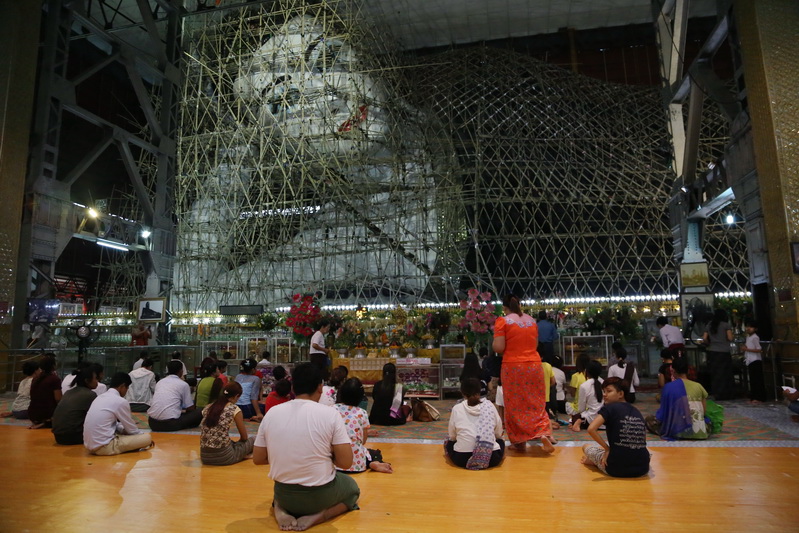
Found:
[645,356,715,440]
[445,378,505,470]
[52,367,98,445]
[580,377,650,478]
[84,372,154,455]
[253,363,360,531]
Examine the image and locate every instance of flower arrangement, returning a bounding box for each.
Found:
[256,312,279,331]
[457,289,497,346]
[285,293,320,344]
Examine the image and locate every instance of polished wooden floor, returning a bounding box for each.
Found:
[1,426,797,532]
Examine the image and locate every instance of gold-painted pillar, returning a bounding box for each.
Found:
[735,0,799,342]
[0,0,41,386]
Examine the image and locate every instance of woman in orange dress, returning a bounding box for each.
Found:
[492,294,555,453]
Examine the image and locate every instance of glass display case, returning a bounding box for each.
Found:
[271,337,307,364]
[560,334,614,366]
[397,362,440,399]
[441,361,464,395]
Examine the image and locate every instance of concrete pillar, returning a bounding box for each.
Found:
[735,0,799,345]
[0,0,42,375]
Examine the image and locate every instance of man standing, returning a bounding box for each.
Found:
[656,317,685,358]
[253,363,359,531]
[84,372,153,455]
[127,358,157,412]
[309,319,332,378]
[536,311,559,364]
[147,361,202,431]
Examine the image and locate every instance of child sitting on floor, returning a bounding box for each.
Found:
[570,360,604,431]
[264,379,291,414]
[580,377,650,478]
[445,378,505,470]
[320,366,348,407]
[334,378,392,473]
[1,361,40,419]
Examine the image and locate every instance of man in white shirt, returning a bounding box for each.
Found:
[83,372,153,455]
[127,358,157,412]
[170,351,189,379]
[656,317,685,358]
[254,363,359,531]
[147,361,202,431]
[309,320,332,379]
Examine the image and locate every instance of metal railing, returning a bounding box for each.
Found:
[0,345,200,393]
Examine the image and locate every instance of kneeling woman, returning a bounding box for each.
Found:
[581,377,650,478]
[200,382,255,466]
[445,378,505,469]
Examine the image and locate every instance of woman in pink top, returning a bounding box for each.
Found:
[492,294,554,453]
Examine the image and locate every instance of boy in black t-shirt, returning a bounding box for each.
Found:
[580,377,650,478]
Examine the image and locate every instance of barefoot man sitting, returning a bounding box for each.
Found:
[253,363,360,531]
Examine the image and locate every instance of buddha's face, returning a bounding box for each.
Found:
[233,15,390,163]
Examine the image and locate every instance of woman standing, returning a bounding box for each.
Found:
[492,294,554,453]
[702,309,735,401]
[200,382,255,466]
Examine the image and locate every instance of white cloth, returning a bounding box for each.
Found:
[744,333,762,365]
[495,385,504,407]
[576,378,604,422]
[147,375,194,420]
[256,358,271,369]
[255,398,350,486]
[659,324,684,347]
[310,330,326,354]
[126,367,156,404]
[448,399,503,453]
[553,367,566,401]
[94,383,108,396]
[83,388,143,451]
[132,358,144,370]
[607,363,640,393]
[319,385,336,407]
[61,374,77,395]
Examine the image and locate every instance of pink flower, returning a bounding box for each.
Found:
[459,300,468,310]
[465,310,477,320]
[467,288,479,299]
[458,319,468,329]
[480,291,492,302]
[470,300,481,310]
[486,303,495,313]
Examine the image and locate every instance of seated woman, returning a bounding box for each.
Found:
[200,382,255,466]
[445,378,505,469]
[28,355,62,429]
[581,377,650,478]
[195,361,223,409]
[570,360,604,431]
[459,353,487,397]
[334,378,392,473]
[235,358,264,421]
[645,356,710,440]
[606,346,640,403]
[369,363,411,426]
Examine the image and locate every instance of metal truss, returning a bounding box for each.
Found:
[170,0,749,313]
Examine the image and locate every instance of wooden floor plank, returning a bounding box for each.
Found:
[1,426,797,532]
